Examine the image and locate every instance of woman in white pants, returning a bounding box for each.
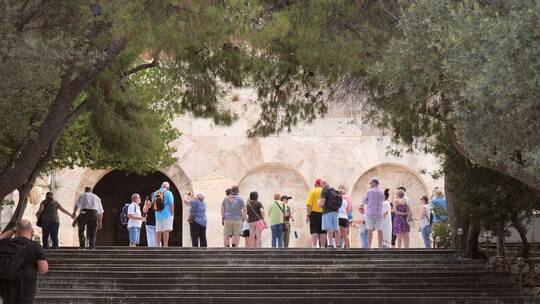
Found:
[381,189,393,248]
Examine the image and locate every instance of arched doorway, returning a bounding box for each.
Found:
[238,163,310,247]
[351,163,428,248]
[93,170,183,246]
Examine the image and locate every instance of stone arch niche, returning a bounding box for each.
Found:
[91,170,183,246]
[238,163,310,247]
[351,163,429,248]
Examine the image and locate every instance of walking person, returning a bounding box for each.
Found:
[127,194,145,248]
[153,182,175,247]
[185,192,208,247]
[319,183,342,248]
[268,193,286,248]
[337,185,351,248]
[362,178,385,248]
[73,186,104,249]
[142,195,157,247]
[0,220,48,304]
[221,185,246,247]
[393,190,411,248]
[247,191,265,248]
[382,189,393,248]
[305,179,326,247]
[281,195,293,248]
[35,192,74,249]
[418,195,432,248]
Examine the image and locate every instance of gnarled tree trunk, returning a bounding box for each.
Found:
[510,214,530,258]
[466,219,480,259]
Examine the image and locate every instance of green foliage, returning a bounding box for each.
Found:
[370,0,540,191]
[432,221,452,249]
[1,0,404,178]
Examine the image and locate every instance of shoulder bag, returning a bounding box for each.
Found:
[274,201,288,232]
[249,202,267,231]
[36,200,52,228]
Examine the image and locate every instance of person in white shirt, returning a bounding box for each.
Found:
[382,189,393,248]
[418,195,432,248]
[127,194,146,247]
[72,186,104,249]
[337,185,352,248]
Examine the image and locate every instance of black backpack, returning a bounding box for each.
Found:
[0,238,28,280]
[327,188,343,211]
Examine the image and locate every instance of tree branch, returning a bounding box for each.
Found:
[121,58,158,79]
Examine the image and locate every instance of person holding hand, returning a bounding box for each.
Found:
[127,193,146,248]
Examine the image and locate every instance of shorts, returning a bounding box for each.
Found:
[224,219,243,236]
[365,216,383,231]
[339,218,349,228]
[128,227,140,244]
[309,212,326,235]
[321,212,339,231]
[156,216,174,232]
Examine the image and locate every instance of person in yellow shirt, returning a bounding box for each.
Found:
[306,179,327,247]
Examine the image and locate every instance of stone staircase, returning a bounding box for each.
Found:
[35,248,532,304]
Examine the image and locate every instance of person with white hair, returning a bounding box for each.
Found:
[153,181,175,247]
[127,193,146,248]
[184,192,208,247]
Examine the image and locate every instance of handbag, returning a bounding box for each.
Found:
[274,201,288,232]
[188,201,198,224]
[36,200,51,228]
[248,202,267,231]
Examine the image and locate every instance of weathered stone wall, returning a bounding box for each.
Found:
[6,89,443,247]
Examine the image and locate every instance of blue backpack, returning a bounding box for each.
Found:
[120,203,130,225]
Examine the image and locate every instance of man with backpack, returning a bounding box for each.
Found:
[122,193,146,247]
[153,182,175,247]
[318,182,343,248]
[0,219,48,304]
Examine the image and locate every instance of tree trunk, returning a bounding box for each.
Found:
[2,129,63,232]
[0,38,127,202]
[444,172,461,249]
[466,219,480,259]
[511,215,530,258]
[496,221,506,257]
[3,182,34,232]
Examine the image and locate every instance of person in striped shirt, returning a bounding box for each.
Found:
[363,178,385,248]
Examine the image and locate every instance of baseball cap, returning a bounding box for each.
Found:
[280,195,292,201]
[314,179,322,186]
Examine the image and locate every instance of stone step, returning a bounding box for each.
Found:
[41,270,503,277]
[45,253,459,260]
[38,276,514,285]
[35,290,521,298]
[45,258,480,265]
[35,248,525,304]
[34,296,529,304]
[36,282,517,290]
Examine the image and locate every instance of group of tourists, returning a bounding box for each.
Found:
[0,178,446,304]
[6,178,447,251]
[305,178,447,249]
